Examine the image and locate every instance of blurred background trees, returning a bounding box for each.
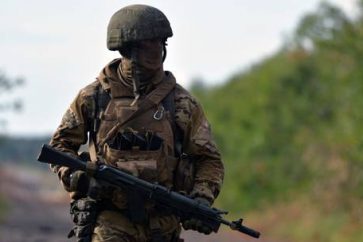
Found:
[190,2,363,241]
[0,70,23,133]
[0,71,49,164]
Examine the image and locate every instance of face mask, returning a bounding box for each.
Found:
[120,40,164,90]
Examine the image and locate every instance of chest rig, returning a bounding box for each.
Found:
[89,74,178,192]
[82,74,194,237]
[86,74,195,234]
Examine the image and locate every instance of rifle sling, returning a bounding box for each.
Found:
[99,77,176,147]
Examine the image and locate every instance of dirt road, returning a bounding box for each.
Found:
[0,164,72,242]
[0,164,258,242]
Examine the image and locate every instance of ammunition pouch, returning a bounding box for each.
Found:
[104,144,161,182]
[68,197,99,242]
[100,131,175,223]
[104,131,169,183]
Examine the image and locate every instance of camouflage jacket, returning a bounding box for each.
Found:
[50,58,224,203]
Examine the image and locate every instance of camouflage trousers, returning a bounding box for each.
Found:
[92,210,182,242]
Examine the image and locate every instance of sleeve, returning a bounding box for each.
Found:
[49,90,90,192]
[175,91,224,204]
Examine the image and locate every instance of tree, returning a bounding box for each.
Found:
[0,70,24,131]
[293,2,351,51]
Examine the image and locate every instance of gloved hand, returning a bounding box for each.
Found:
[69,170,90,195]
[182,197,213,235]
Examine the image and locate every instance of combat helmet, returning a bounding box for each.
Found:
[107,4,173,50]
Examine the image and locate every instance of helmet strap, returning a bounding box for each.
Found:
[162,40,167,63]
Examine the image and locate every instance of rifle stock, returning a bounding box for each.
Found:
[37,144,260,239]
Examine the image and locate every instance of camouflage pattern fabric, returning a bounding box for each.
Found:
[50,58,224,240]
[92,211,180,242]
[51,58,224,202]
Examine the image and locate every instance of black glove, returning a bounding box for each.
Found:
[182,197,213,235]
[69,170,90,195]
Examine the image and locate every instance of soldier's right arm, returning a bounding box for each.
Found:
[49,86,94,192]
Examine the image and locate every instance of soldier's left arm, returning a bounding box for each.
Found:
[176,95,224,204]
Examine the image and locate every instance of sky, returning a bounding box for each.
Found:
[0,0,357,136]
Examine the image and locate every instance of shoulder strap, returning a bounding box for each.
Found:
[162,89,183,157]
[99,78,176,147]
[89,84,111,162]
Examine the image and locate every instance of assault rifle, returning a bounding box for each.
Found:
[37,144,260,239]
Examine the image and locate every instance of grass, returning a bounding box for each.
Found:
[245,194,363,242]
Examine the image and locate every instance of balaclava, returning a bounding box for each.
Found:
[118,40,164,103]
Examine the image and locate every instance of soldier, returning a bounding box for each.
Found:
[50,4,224,242]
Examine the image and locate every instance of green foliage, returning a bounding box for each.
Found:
[189,2,363,241]
[192,1,363,224]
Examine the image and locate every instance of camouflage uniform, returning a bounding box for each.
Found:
[50,4,224,242]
